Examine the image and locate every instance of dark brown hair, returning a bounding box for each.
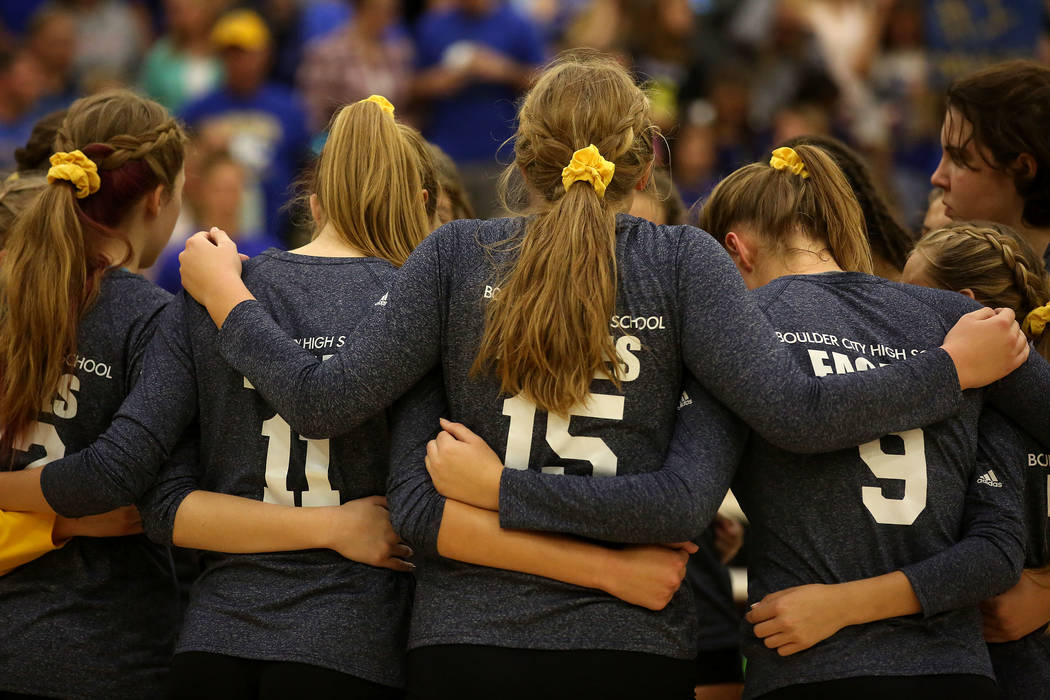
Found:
[14,109,67,173]
[946,60,1050,228]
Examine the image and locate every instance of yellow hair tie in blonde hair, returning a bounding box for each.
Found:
[47,150,100,199]
[1023,302,1050,338]
[360,95,395,117]
[561,144,615,198]
[770,147,809,179]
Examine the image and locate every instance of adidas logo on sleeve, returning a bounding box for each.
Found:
[375,293,388,307]
[976,470,1003,488]
[678,391,693,410]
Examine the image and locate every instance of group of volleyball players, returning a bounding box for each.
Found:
[0,48,1048,700]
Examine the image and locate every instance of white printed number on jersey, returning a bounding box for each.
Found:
[245,377,339,507]
[500,335,640,477]
[502,393,625,476]
[860,429,927,525]
[11,374,78,468]
[14,421,65,469]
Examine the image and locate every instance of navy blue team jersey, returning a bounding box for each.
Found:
[0,269,178,699]
[174,216,1048,660]
[985,419,1050,699]
[38,217,1050,662]
[42,250,413,688]
[669,272,1026,698]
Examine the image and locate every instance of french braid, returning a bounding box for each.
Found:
[915,222,1050,357]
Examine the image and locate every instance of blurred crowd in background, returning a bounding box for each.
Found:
[1,0,1048,275]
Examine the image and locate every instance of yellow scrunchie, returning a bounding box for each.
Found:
[47,150,100,199]
[770,147,809,179]
[561,144,615,198]
[1023,302,1050,338]
[360,95,395,117]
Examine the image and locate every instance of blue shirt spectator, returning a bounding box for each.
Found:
[179,10,309,241]
[414,0,545,164]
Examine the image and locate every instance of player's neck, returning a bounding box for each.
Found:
[1019,224,1050,261]
[291,223,368,258]
[761,236,843,284]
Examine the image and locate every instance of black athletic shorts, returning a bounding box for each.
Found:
[695,648,744,686]
[169,651,404,700]
[407,644,695,700]
[756,673,998,700]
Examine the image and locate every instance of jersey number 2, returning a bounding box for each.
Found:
[14,421,65,469]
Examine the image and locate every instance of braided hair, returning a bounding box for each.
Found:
[913,221,1050,360]
[0,90,186,459]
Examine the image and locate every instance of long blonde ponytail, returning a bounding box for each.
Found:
[472,50,654,416]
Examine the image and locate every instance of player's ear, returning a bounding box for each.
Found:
[309,194,323,225]
[724,231,754,273]
[144,183,165,218]
[958,288,976,300]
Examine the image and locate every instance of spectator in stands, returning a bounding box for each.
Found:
[152,150,277,292]
[24,7,78,113]
[139,0,223,112]
[297,0,414,132]
[67,0,147,90]
[672,119,719,210]
[0,51,45,173]
[623,0,702,133]
[180,9,310,242]
[413,0,545,215]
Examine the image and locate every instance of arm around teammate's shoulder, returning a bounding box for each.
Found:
[486,379,745,542]
[675,230,1026,452]
[196,227,449,438]
[39,298,200,517]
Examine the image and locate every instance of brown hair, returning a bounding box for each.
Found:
[637,167,686,225]
[0,173,48,245]
[14,109,67,173]
[946,60,1050,228]
[311,100,430,266]
[428,142,475,223]
[397,123,439,226]
[472,50,655,415]
[781,134,914,271]
[698,144,874,274]
[0,90,186,459]
[913,222,1050,360]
